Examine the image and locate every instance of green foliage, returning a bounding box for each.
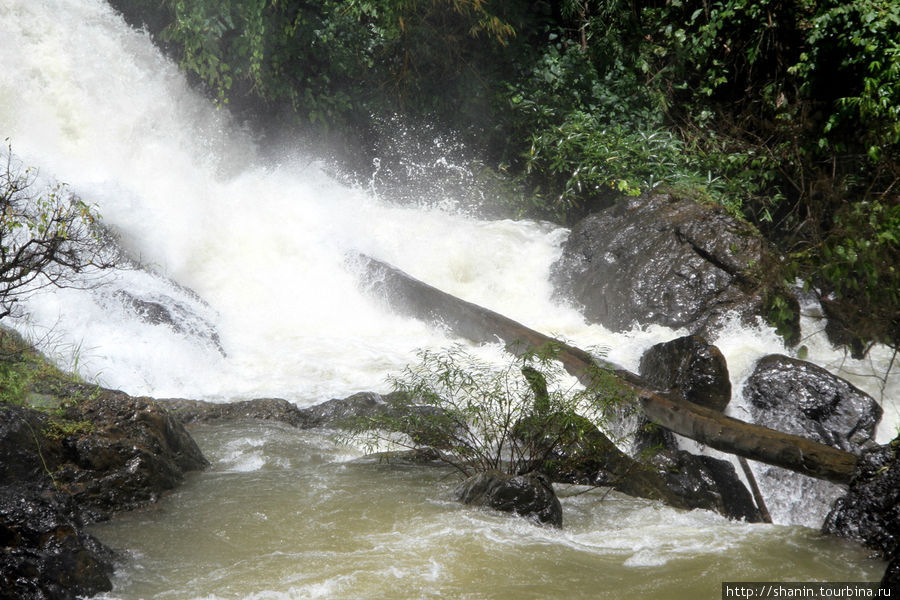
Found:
[0,360,28,405]
[42,417,93,441]
[792,0,900,159]
[346,344,631,477]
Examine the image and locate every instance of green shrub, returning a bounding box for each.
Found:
[346,344,632,477]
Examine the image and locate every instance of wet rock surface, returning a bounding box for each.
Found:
[0,391,207,600]
[456,470,563,528]
[0,485,115,600]
[822,437,899,570]
[528,412,762,522]
[638,335,731,412]
[742,354,883,527]
[164,397,306,426]
[634,334,732,455]
[551,193,798,340]
[743,355,881,453]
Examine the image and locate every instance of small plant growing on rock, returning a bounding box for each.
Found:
[346,343,634,478]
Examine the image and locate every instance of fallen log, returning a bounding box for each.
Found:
[351,252,859,485]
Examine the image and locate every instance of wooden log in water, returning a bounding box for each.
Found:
[352,252,859,485]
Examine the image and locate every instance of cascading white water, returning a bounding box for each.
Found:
[1,0,897,555]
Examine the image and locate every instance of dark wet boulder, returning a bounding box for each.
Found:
[0,486,114,600]
[742,354,883,526]
[1,391,207,599]
[639,335,731,412]
[456,470,563,528]
[743,355,881,453]
[56,390,209,519]
[551,192,798,341]
[0,406,66,483]
[634,335,731,454]
[822,437,899,564]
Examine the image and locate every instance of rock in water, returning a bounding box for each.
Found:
[742,354,882,526]
[551,193,798,341]
[455,471,563,528]
[822,437,899,566]
[744,355,881,453]
[0,486,114,600]
[638,335,731,412]
[0,389,208,599]
[635,335,731,453]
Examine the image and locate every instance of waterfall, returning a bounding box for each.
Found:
[1,0,897,532]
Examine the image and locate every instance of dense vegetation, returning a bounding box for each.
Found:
[113,0,898,356]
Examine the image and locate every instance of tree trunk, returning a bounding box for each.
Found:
[351,253,858,485]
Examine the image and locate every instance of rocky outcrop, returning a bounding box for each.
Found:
[0,391,207,600]
[0,485,114,600]
[58,390,209,520]
[742,354,883,526]
[455,470,563,527]
[822,437,899,570]
[743,355,881,453]
[638,335,731,412]
[551,193,798,341]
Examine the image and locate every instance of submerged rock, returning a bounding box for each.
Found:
[456,470,563,528]
[114,289,225,355]
[551,192,798,341]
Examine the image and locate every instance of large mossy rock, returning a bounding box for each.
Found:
[455,470,563,528]
[551,193,798,341]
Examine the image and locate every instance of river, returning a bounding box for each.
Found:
[0,1,895,597]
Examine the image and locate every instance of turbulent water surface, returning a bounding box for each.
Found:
[0,1,896,598]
